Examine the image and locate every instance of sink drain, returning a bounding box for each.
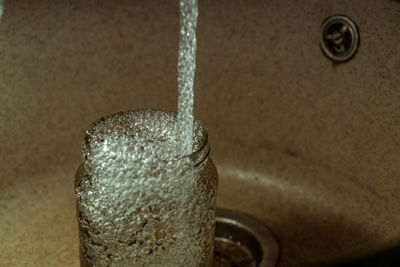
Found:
[214,209,279,267]
[320,14,359,62]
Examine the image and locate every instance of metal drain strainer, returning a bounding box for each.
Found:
[214,209,279,267]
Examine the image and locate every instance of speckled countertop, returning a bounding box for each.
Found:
[2,141,400,266]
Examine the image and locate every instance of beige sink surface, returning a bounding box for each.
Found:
[1,0,400,266]
[1,141,399,266]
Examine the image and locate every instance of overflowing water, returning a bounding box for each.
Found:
[75,1,217,266]
[76,111,216,266]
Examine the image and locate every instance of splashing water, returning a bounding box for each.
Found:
[177,0,198,156]
[76,111,216,266]
[75,1,217,266]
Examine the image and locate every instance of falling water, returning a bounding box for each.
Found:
[0,0,5,21]
[76,1,215,266]
[176,0,198,156]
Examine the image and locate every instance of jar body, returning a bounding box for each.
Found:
[75,110,218,267]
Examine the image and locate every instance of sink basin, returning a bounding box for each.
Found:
[1,0,400,266]
[1,140,398,266]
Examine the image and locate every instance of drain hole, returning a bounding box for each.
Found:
[214,209,279,267]
[320,14,359,62]
[214,237,258,267]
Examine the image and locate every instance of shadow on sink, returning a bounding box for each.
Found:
[214,142,400,267]
[322,243,400,267]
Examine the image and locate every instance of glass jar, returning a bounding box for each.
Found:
[75,109,218,267]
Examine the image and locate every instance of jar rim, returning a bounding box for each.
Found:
[82,109,209,168]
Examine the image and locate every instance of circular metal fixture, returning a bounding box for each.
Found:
[214,209,280,267]
[320,15,359,62]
